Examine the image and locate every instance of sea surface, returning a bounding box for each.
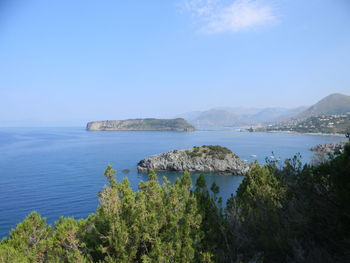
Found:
[0,127,345,238]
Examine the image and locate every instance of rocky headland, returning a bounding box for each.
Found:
[137,145,250,175]
[310,141,347,153]
[86,118,195,131]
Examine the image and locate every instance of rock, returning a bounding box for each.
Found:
[310,142,347,153]
[137,145,250,175]
[86,118,195,131]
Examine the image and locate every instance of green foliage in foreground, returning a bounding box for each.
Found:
[1,145,350,262]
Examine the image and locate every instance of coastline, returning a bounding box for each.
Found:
[246,129,346,138]
[195,127,346,138]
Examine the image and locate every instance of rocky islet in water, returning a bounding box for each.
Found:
[137,145,250,175]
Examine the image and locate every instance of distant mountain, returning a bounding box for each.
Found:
[190,109,245,126]
[178,107,306,127]
[176,93,350,130]
[250,106,307,124]
[296,93,350,120]
[176,107,260,124]
[209,107,261,116]
[176,111,202,122]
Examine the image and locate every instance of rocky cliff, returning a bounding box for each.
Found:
[137,145,250,175]
[86,118,195,131]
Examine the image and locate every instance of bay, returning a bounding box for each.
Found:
[0,127,344,238]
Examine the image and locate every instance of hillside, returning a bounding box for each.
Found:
[259,113,350,134]
[86,118,195,131]
[296,93,350,120]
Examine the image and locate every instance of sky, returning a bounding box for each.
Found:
[0,0,350,126]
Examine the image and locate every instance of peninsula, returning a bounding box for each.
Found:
[137,145,249,175]
[86,118,195,131]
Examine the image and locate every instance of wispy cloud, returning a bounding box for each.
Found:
[182,0,277,34]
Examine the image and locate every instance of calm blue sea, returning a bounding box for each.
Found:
[0,127,345,238]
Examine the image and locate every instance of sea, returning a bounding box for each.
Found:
[0,127,345,238]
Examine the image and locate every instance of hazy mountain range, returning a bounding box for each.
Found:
[178,93,350,127]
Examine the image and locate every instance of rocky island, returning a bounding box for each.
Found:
[86,118,195,131]
[137,145,249,175]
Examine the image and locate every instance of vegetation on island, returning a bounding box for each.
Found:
[185,145,234,160]
[1,143,350,262]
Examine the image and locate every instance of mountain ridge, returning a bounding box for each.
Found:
[295,93,350,120]
[178,106,307,127]
[177,93,349,128]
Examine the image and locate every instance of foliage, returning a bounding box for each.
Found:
[194,174,228,262]
[0,167,203,262]
[84,168,203,262]
[225,143,350,262]
[0,212,52,263]
[125,118,196,131]
[185,145,235,160]
[203,145,233,159]
[186,146,203,158]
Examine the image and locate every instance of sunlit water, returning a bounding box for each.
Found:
[0,127,344,237]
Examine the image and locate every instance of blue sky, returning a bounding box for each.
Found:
[0,0,349,126]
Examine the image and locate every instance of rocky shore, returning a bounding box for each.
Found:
[310,141,347,153]
[137,145,250,175]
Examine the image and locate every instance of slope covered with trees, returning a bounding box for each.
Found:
[1,144,349,262]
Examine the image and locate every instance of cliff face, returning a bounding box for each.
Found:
[86,118,195,131]
[137,145,250,175]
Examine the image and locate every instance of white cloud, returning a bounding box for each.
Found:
[183,0,277,34]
